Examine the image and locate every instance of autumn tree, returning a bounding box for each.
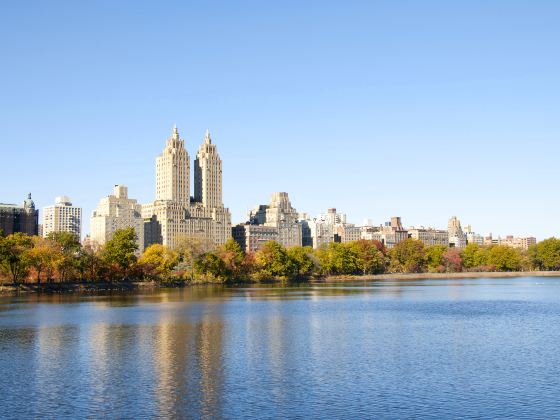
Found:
[389,239,426,273]
[139,244,179,281]
[350,240,386,275]
[0,233,33,284]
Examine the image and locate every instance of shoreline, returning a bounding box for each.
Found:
[1,271,559,296]
[322,271,560,282]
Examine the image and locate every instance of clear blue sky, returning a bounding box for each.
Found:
[1,1,558,239]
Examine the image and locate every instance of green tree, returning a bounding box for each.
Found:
[101,228,138,279]
[194,252,227,283]
[47,231,81,281]
[323,242,360,275]
[75,245,102,282]
[461,243,488,270]
[487,245,522,271]
[424,245,447,273]
[529,238,560,271]
[0,233,33,284]
[286,246,315,279]
[389,239,426,273]
[139,244,179,280]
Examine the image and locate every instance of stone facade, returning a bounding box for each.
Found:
[42,196,82,238]
[448,216,467,248]
[142,127,231,249]
[408,227,449,247]
[234,192,302,251]
[90,185,145,253]
[0,193,39,236]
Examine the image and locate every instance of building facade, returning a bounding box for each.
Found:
[233,192,302,251]
[90,185,145,253]
[448,216,467,248]
[142,127,231,249]
[408,227,449,247]
[42,196,82,238]
[0,193,39,236]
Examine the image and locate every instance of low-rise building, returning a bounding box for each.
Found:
[232,224,279,253]
[408,227,449,247]
[485,235,537,250]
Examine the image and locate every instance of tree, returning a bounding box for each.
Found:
[47,231,81,281]
[0,233,33,284]
[443,248,463,272]
[286,246,315,279]
[75,245,102,282]
[389,239,426,273]
[254,241,290,279]
[26,236,61,283]
[529,238,560,271]
[139,244,179,281]
[174,235,214,282]
[350,240,386,275]
[461,243,488,270]
[424,245,447,273]
[101,228,138,279]
[217,238,246,282]
[487,245,522,272]
[194,252,227,283]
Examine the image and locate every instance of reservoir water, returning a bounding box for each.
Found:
[1,277,560,419]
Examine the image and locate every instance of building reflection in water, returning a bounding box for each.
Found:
[153,302,225,418]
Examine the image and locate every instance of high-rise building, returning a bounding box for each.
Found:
[0,193,39,236]
[90,185,145,253]
[448,216,467,248]
[142,126,231,249]
[194,130,222,209]
[42,196,82,238]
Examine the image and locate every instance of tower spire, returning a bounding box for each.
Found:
[205,129,211,144]
[172,124,179,140]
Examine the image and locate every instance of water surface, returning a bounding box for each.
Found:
[1,277,560,419]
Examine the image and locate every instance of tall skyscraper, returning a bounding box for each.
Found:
[42,196,82,238]
[194,130,222,208]
[90,185,145,253]
[142,126,231,249]
[156,125,190,205]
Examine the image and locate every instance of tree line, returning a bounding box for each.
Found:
[1,228,560,285]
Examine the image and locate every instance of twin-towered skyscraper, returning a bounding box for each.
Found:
[142,126,231,248]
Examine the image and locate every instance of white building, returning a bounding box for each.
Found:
[142,127,232,249]
[448,216,467,248]
[90,185,145,253]
[42,196,82,239]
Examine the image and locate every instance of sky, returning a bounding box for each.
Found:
[1,1,559,240]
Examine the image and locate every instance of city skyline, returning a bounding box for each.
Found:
[2,2,559,239]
